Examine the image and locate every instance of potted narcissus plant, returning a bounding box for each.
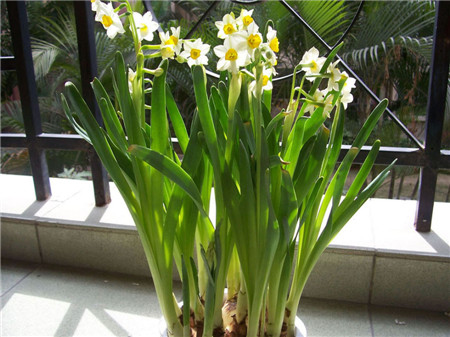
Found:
[63,2,394,336]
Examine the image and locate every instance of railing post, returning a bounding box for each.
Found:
[415,1,450,232]
[6,0,51,201]
[73,0,111,206]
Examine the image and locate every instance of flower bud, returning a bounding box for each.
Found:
[154,68,164,77]
[176,55,187,64]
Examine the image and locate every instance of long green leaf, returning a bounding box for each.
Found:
[92,78,128,151]
[63,82,138,211]
[129,145,208,219]
[112,52,144,146]
[294,126,328,206]
[336,140,381,218]
[330,99,388,214]
[166,85,189,154]
[61,95,91,144]
[211,86,229,134]
[98,98,128,151]
[192,66,222,173]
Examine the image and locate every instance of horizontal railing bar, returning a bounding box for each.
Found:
[1,133,89,150]
[2,133,449,168]
[339,145,421,167]
[0,56,15,71]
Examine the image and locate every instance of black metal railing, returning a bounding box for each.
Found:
[1,0,449,232]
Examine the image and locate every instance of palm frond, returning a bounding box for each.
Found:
[351,1,434,51]
[287,0,350,44]
[343,35,433,69]
[40,9,79,56]
[1,100,25,133]
[31,39,62,82]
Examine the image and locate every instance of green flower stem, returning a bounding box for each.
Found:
[246,62,265,337]
[122,1,140,54]
[289,64,302,104]
[134,53,145,125]
[140,44,162,50]
[144,52,162,59]
[282,76,305,149]
[225,72,241,164]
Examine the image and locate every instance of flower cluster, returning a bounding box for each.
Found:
[299,47,356,115]
[213,9,279,92]
[91,0,210,67]
[92,2,356,113]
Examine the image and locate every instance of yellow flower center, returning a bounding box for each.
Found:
[225,48,238,61]
[190,48,201,60]
[91,0,95,2]
[311,60,318,73]
[262,75,269,86]
[165,36,176,45]
[141,24,148,34]
[101,15,113,28]
[243,15,253,26]
[161,46,174,59]
[269,37,279,53]
[247,34,261,49]
[224,24,236,35]
[170,35,179,45]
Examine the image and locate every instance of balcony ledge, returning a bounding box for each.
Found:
[1,173,449,312]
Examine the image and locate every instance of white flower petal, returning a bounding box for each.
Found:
[217,58,229,72]
[214,45,227,58]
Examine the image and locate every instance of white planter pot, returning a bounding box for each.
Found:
[159,316,307,337]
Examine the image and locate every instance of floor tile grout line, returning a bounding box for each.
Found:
[35,221,44,263]
[368,305,376,337]
[1,264,41,298]
[368,253,377,305]
[368,253,377,336]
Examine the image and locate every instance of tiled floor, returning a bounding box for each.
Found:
[1,260,449,337]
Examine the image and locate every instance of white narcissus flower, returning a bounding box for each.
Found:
[180,39,210,67]
[91,0,102,12]
[304,89,325,115]
[245,22,262,59]
[95,2,125,39]
[304,89,335,117]
[159,31,176,59]
[327,60,342,91]
[300,47,326,81]
[214,38,249,74]
[237,9,254,30]
[341,91,353,109]
[215,13,238,39]
[323,92,334,117]
[128,68,136,93]
[249,67,273,95]
[260,43,278,75]
[168,27,182,54]
[266,26,279,53]
[133,12,159,42]
[340,72,356,109]
[341,72,356,94]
